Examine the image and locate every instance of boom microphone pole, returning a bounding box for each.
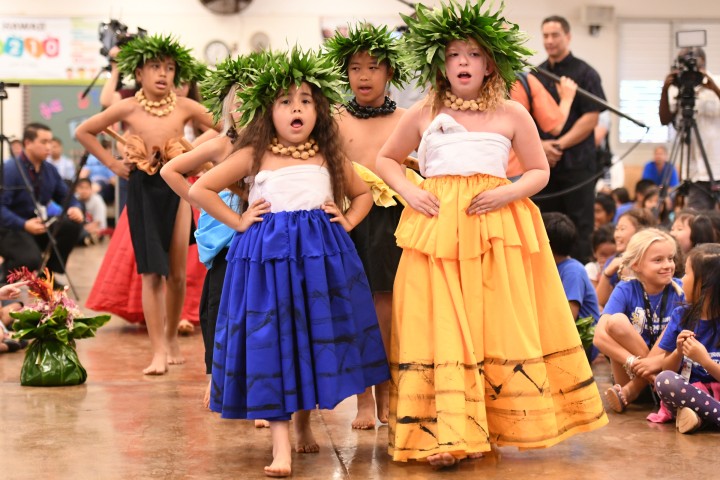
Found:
[535,67,649,130]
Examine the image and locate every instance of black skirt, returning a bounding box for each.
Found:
[126,170,181,276]
[199,249,228,374]
[349,202,404,292]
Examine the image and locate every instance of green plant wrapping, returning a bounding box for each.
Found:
[575,316,596,350]
[20,339,87,387]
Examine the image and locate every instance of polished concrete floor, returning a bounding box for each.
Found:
[1,242,718,479]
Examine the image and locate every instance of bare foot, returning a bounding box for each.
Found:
[203,381,211,409]
[166,338,185,365]
[427,453,459,468]
[265,441,292,477]
[352,388,376,429]
[293,410,319,453]
[375,382,390,424]
[266,421,292,477]
[468,452,483,459]
[143,354,168,375]
[255,419,270,428]
[177,319,195,335]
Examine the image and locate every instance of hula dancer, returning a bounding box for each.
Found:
[85,54,211,334]
[76,35,216,375]
[324,23,412,429]
[376,0,607,466]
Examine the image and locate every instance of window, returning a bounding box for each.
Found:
[618,21,672,143]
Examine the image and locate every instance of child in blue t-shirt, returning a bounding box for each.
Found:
[653,243,720,433]
[543,212,601,322]
[593,228,685,413]
[543,213,602,362]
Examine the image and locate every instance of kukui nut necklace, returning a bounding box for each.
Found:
[268,137,319,159]
[135,89,177,117]
[346,96,397,119]
[443,90,483,111]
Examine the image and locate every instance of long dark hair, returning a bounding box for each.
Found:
[235,82,346,206]
[681,243,720,346]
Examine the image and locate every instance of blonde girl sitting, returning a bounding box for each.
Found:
[594,228,685,412]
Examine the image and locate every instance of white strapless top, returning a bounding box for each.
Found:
[247,164,332,212]
[418,113,510,178]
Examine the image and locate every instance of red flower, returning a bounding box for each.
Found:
[6,267,55,303]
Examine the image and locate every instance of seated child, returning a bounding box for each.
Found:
[543,212,601,361]
[75,178,108,244]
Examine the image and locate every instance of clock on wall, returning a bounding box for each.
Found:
[250,31,270,52]
[204,40,231,66]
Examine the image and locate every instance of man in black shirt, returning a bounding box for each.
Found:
[534,15,606,263]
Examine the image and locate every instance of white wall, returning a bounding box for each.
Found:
[2,0,720,164]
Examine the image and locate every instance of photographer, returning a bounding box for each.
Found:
[98,20,144,109]
[659,47,720,210]
[0,123,84,279]
[100,45,136,108]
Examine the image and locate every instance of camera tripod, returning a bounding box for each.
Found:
[0,81,79,299]
[658,111,720,214]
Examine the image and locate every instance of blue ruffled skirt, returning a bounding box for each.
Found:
[210,209,390,420]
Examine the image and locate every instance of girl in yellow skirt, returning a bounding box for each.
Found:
[376,0,608,467]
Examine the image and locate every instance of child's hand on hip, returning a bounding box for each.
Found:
[238,198,271,232]
[322,201,353,232]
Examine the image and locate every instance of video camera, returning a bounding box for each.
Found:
[98,19,147,58]
[671,30,707,118]
[673,51,703,89]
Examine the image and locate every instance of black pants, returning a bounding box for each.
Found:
[534,168,596,264]
[199,249,229,374]
[0,218,83,274]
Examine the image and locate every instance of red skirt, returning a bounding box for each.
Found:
[85,208,206,324]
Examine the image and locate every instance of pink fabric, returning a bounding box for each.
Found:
[646,401,673,423]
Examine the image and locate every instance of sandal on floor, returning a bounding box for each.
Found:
[676,407,702,434]
[605,384,628,413]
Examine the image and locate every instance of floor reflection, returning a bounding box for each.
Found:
[1,243,718,479]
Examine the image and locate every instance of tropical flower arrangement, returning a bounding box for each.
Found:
[8,267,110,386]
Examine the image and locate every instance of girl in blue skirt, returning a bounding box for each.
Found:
[189,48,390,477]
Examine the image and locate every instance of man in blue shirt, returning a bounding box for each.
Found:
[0,123,84,275]
[641,145,679,188]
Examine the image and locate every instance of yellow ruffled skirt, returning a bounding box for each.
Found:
[389,173,607,461]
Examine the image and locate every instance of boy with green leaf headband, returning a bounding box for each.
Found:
[76,34,217,376]
[325,23,414,430]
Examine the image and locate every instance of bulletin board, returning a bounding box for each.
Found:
[24,83,103,159]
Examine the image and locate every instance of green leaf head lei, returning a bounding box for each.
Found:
[401,0,533,92]
[200,52,268,124]
[236,46,346,127]
[323,23,411,88]
[186,59,209,85]
[116,34,196,87]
